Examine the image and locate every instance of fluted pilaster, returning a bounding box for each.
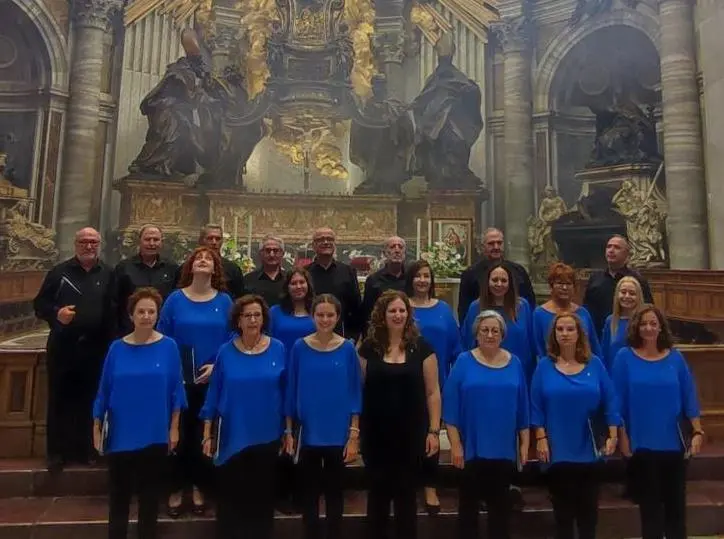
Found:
[659,0,709,268]
[374,13,406,99]
[491,16,535,269]
[56,0,122,257]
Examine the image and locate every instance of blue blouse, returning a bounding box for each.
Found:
[412,300,461,389]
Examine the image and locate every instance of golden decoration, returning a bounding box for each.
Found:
[411,0,499,43]
[124,0,212,28]
[270,118,349,179]
[410,3,451,44]
[344,0,377,100]
[236,0,279,99]
[294,8,326,41]
[527,186,568,265]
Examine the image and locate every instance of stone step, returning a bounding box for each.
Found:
[3,445,724,499]
[1,482,724,539]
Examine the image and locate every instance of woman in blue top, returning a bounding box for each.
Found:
[601,276,643,371]
[200,294,287,539]
[157,246,234,516]
[444,310,530,539]
[269,268,316,355]
[612,305,703,539]
[531,312,619,539]
[461,262,535,382]
[532,262,601,359]
[285,294,362,539]
[93,287,187,539]
[405,259,460,513]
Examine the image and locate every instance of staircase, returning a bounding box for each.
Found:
[2,449,724,538]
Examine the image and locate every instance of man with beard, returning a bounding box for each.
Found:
[361,236,408,327]
[34,227,116,471]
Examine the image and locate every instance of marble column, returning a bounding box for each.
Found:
[374,16,407,99]
[658,0,709,268]
[492,17,535,269]
[56,0,122,258]
[210,6,241,72]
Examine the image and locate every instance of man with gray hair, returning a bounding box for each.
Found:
[34,227,116,472]
[198,223,246,299]
[114,224,179,334]
[362,235,408,324]
[244,235,286,307]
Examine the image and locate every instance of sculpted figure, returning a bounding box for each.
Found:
[129,30,217,178]
[350,75,414,194]
[527,186,568,264]
[411,34,483,190]
[588,98,660,167]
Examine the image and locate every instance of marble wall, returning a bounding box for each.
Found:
[697,0,724,270]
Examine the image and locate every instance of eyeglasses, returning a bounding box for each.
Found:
[314,236,335,243]
[263,248,281,254]
[242,312,263,320]
[553,281,573,288]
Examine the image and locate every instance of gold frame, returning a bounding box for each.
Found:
[432,218,473,266]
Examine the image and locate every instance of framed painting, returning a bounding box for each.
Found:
[433,219,473,266]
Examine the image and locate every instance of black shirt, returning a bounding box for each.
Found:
[33,257,116,353]
[221,258,246,300]
[306,259,362,339]
[583,266,654,334]
[114,255,179,335]
[245,268,286,307]
[361,265,406,329]
[457,259,536,320]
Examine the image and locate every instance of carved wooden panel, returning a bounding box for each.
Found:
[0,350,40,457]
[683,345,724,442]
[0,272,46,305]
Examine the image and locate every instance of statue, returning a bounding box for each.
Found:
[0,199,58,270]
[570,0,639,25]
[411,34,484,190]
[350,75,414,194]
[527,186,568,265]
[588,98,660,167]
[0,151,16,189]
[612,180,667,267]
[129,30,221,179]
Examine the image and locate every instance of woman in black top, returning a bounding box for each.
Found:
[359,290,442,539]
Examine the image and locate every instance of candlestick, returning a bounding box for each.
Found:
[427,220,432,247]
[221,216,225,233]
[234,216,239,246]
[416,218,421,259]
[247,215,253,257]
[438,222,443,244]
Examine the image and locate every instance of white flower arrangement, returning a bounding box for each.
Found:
[221,235,255,274]
[420,241,464,278]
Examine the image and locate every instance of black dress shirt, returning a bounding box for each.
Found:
[221,258,246,300]
[114,255,179,334]
[306,259,362,339]
[583,266,654,334]
[457,259,536,321]
[361,265,407,326]
[245,268,286,307]
[34,257,117,363]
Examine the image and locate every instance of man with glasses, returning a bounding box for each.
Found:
[197,223,246,299]
[245,235,286,307]
[306,227,362,339]
[33,227,117,472]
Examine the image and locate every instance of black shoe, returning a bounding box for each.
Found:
[166,502,183,519]
[192,502,206,516]
[509,486,525,512]
[46,455,64,474]
[425,502,441,516]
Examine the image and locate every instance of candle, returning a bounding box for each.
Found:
[234,216,239,246]
[247,214,253,256]
[221,216,225,233]
[427,220,432,247]
[438,222,443,244]
[416,218,421,259]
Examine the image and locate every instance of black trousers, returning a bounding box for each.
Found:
[366,459,418,539]
[299,446,345,539]
[547,462,600,539]
[169,384,211,492]
[108,444,167,539]
[634,450,687,539]
[216,441,279,539]
[458,458,514,539]
[46,348,103,463]
[421,452,439,489]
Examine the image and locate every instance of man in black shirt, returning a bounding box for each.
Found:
[198,224,245,299]
[33,227,116,471]
[362,236,407,323]
[306,227,362,339]
[457,228,536,320]
[583,235,654,334]
[245,234,286,307]
[114,224,179,335]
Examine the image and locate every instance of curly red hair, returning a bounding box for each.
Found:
[547,262,576,287]
[177,246,226,291]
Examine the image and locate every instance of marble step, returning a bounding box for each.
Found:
[1,483,724,539]
[3,445,724,499]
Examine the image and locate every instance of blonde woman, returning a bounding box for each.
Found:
[601,276,643,371]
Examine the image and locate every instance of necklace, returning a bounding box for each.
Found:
[239,334,264,353]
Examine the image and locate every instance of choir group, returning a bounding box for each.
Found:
[33,225,703,539]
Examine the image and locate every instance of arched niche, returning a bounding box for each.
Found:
[541,24,661,206]
[0,0,67,227]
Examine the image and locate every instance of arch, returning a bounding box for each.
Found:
[7,0,69,91]
[534,8,660,113]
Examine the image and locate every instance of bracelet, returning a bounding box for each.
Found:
[349,426,360,433]
[536,436,547,441]
[693,430,705,438]
[428,428,440,436]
